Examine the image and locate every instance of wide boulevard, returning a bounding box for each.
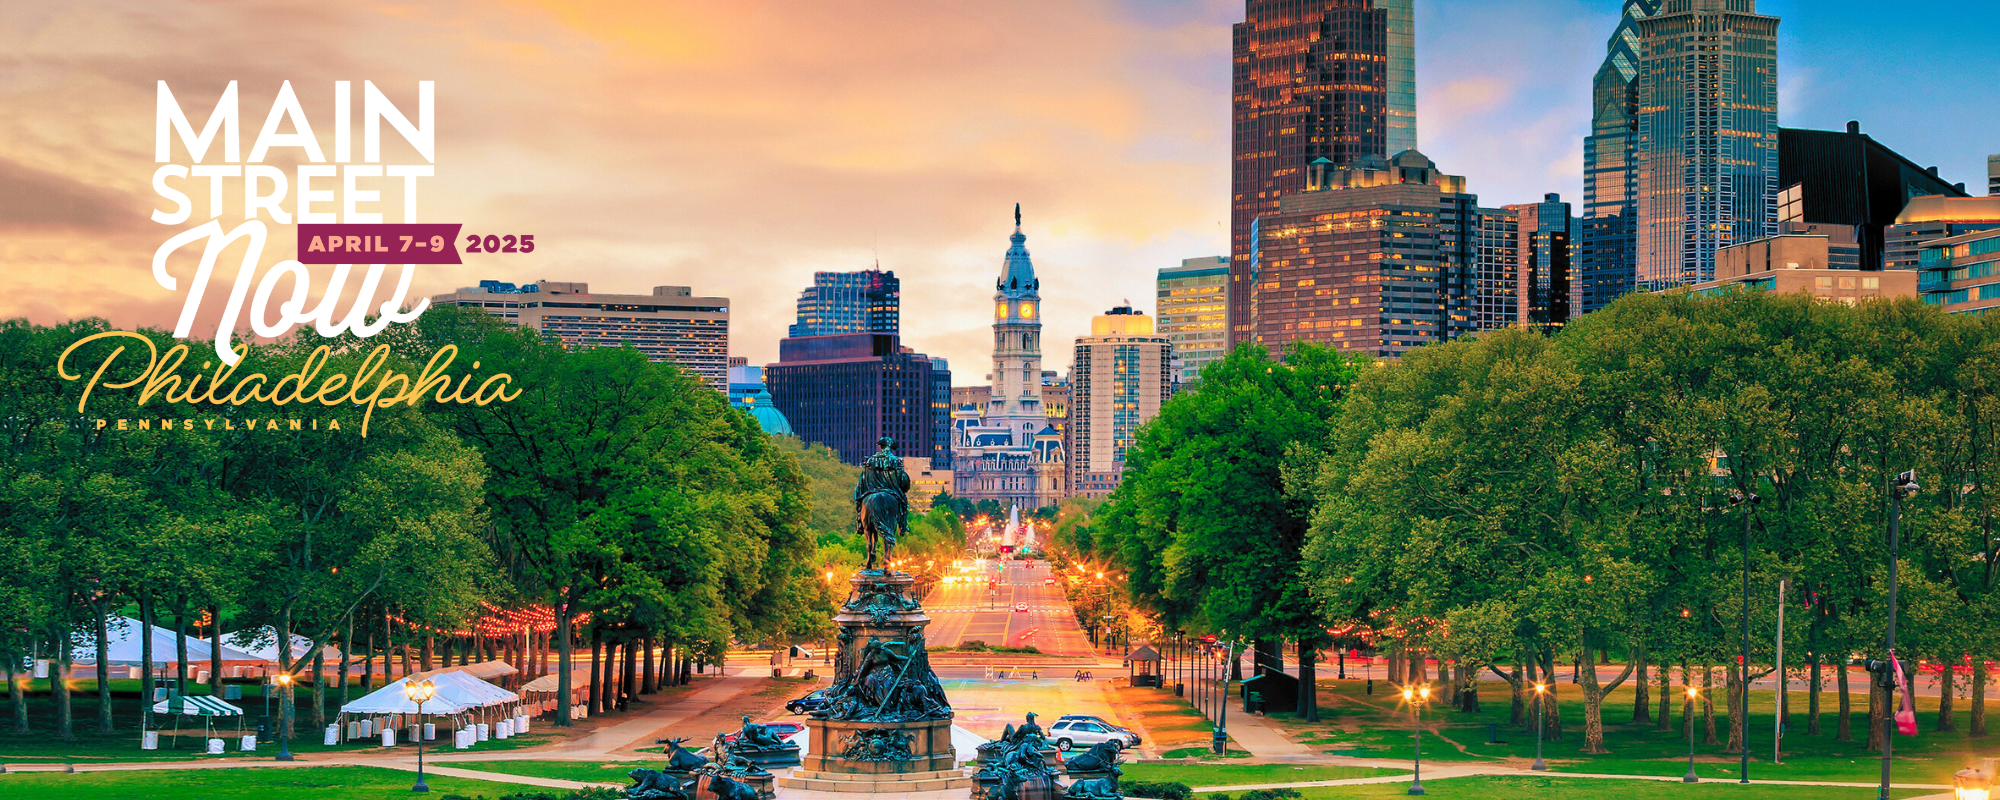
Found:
[923,559,1095,658]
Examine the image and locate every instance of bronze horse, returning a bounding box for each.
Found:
[853,437,911,571]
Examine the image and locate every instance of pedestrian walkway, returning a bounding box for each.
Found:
[1217,711,1318,760]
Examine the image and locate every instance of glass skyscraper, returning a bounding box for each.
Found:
[1229,0,1417,349]
[1580,0,1657,313]
[788,268,900,337]
[1633,0,1780,290]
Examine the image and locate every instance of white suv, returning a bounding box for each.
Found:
[1046,718,1140,752]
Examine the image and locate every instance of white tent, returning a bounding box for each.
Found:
[341,677,472,716]
[222,628,341,663]
[69,616,260,665]
[153,694,243,717]
[339,670,516,716]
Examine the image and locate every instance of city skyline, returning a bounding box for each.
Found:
[1,0,1994,377]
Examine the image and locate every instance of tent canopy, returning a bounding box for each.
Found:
[70,617,259,665]
[413,660,516,682]
[340,670,517,716]
[522,668,592,693]
[153,695,243,717]
[223,628,341,663]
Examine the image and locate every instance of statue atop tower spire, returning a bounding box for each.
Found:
[1014,203,1021,228]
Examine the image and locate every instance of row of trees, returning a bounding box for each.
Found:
[0,306,841,740]
[1090,291,2000,754]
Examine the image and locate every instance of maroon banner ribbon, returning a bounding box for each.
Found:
[297,223,463,264]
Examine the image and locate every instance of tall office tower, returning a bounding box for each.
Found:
[1778,122,1967,269]
[1157,256,1230,383]
[1633,0,1780,290]
[1253,152,1478,359]
[1506,194,1578,330]
[1068,308,1173,499]
[431,280,730,387]
[1990,154,1998,196]
[1473,208,1521,330]
[1580,0,1659,314]
[1381,0,1417,155]
[1231,0,1407,348]
[928,356,952,470]
[764,333,943,467]
[788,268,900,337]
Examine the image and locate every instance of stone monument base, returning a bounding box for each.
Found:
[779,767,973,794]
[696,771,775,800]
[803,716,959,773]
[736,747,802,770]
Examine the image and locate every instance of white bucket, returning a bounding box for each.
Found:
[455,729,472,749]
[495,720,510,739]
[476,723,489,741]
[240,734,256,751]
[381,728,395,747]
[323,724,338,746]
[206,738,224,755]
[515,714,529,733]
[141,731,159,750]
[423,722,435,741]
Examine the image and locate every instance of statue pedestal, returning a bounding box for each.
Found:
[735,746,801,770]
[774,571,970,794]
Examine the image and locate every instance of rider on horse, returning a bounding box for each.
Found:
[853,437,911,571]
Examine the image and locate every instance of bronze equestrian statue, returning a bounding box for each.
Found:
[853,437,911,572]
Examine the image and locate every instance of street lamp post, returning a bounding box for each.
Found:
[405,678,436,793]
[1213,641,1235,755]
[1404,684,1430,795]
[275,673,294,761]
[1684,686,1701,783]
[1730,490,1760,785]
[1879,471,1920,800]
[1531,682,1547,771]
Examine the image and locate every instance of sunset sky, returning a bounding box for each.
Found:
[3,0,1995,377]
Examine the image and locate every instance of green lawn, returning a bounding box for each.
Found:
[0,765,544,799]
[1222,775,1933,799]
[1256,679,1992,787]
[445,759,647,784]
[1122,763,1400,785]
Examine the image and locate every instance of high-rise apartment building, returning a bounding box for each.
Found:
[1989,154,1998,197]
[1633,0,1780,290]
[1231,0,1415,348]
[1068,308,1172,500]
[1777,122,1967,270]
[764,333,945,467]
[1580,0,1659,314]
[1252,152,1478,359]
[788,269,899,337]
[952,207,1067,509]
[1157,257,1230,383]
[431,280,730,387]
[928,356,952,470]
[1885,196,2000,271]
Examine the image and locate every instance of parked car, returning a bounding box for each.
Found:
[1047,718,1140,751]
[785,689,832,715]
[1013,602,1030,612]
[1057,714,1113,726]
[724,721,805,743]
[1043,578,1055,585]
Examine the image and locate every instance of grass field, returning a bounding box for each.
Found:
[0,765,545,800]
[1121,763,1399,785]
[444,759,648,784]
[1248,678,1994,787]
[1200,775,1934,799]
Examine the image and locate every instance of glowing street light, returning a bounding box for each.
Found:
[1531,682,1548,771]
[1403,684,1431,795]
[274,673,294,761]
[1955,764,1992,800]
[404,678,438,793]
[1683,686,1701,783]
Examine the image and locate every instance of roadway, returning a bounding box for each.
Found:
[923,559,1095,658]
